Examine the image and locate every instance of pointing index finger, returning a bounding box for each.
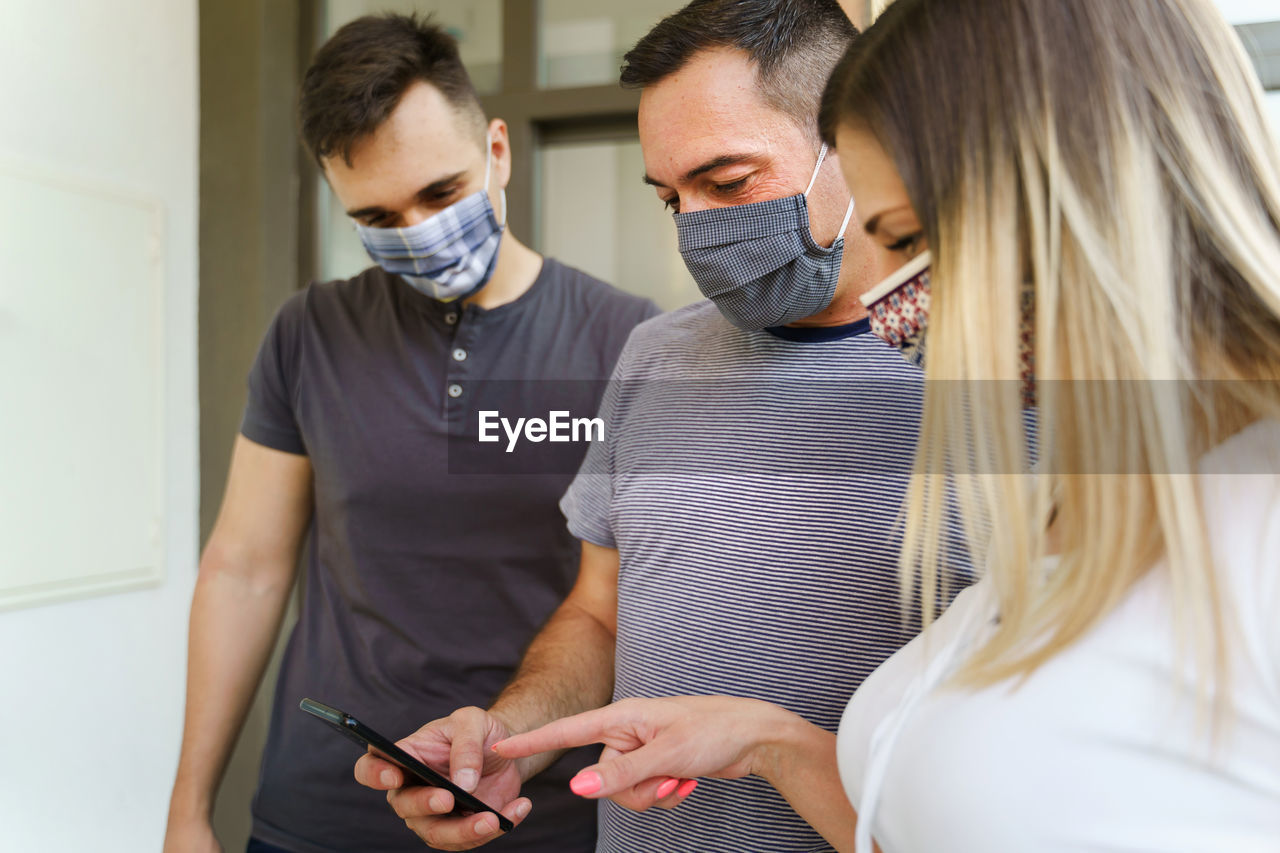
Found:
[492,707,619,759]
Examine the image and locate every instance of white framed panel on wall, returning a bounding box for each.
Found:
[0,157,165,611]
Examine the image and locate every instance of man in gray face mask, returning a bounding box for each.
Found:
[354,2,971,852]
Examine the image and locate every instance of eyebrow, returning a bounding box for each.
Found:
[642,154,758,188]
[345,170,468,219]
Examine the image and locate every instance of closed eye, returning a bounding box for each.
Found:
[712,177,748,195]
[423,186,458,204]
[887,232,923,253]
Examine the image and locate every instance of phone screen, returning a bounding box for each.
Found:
[299,697,514,833]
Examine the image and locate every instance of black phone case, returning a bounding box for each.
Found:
[299,697,515,833]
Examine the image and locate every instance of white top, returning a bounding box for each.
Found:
[837,419,1280,853]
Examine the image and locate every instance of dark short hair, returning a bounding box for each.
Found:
[620,0,857,136]
[299,13,486,167]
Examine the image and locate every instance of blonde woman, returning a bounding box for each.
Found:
[495,1,1280,850]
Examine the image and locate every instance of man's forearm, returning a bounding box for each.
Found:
[167,562,294,821]
[489,598,616,779]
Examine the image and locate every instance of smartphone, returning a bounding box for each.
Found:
[299,697,514,833]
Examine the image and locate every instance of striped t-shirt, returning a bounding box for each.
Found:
[560,301,972,853]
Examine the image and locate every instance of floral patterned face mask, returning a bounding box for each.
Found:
[861,250,1036,404]
[860,249,932,367]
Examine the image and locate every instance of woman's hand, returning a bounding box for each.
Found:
[493,695,794,813]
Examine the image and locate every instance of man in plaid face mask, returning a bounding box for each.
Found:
[350,128,507,303]
[357,3,972,853]
[164,14,659,853]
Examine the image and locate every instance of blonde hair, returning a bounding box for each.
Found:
[823,0,1280,697]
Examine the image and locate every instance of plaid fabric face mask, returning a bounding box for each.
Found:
[354,136,507,302]
[675,144,856,330]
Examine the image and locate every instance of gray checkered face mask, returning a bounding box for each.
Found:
[675,144,856,330]
[354,134,507,302]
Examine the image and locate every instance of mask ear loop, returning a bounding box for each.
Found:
[804,143,828,196]
[836,198,855,239]
[805,143,857,242]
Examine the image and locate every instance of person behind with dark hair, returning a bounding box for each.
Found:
[163,13,658,853]
[353,2,971,851]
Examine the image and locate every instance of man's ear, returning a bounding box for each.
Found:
[486,118,512,190]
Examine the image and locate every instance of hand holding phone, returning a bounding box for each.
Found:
[299,698,516,834]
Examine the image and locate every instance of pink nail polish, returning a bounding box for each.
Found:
[569,772,603,796]
[676,779,698,798]
[655,778,679,799]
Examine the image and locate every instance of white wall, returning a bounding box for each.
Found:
[1216,0,1277,25]
[0,2,199,851]
[1217,0,1280,130]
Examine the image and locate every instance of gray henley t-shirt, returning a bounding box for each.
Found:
[241,259,659,853]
